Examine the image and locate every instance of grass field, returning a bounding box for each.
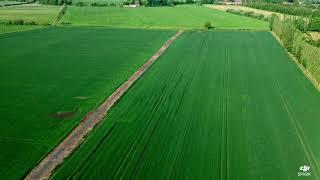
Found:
[0,4,60,24]
[72,0,127,5]
[0,27,174,179]
[60,5,269,29]
[53,31,320,179]
[0,24,42,34]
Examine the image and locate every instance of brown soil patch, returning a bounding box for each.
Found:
[25,30,184,180]
[50,111,76,119]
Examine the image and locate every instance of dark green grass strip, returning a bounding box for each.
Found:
[53,31,320,180]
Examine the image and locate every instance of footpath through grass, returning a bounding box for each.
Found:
[54,31,320,180]
[0,27,174,179]
[60,5,268,29]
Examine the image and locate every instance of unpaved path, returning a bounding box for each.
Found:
[25,30,184,180]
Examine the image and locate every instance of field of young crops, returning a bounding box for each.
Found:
[0,27,174,179]
[53,31,320,179]
[60,5,268,29]
[0,4,60,25]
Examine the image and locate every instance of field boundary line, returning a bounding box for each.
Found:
[25,30,184,180]
[270,31,320,93]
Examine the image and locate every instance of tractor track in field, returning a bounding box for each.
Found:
[25,30,184,180]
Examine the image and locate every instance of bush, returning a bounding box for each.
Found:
[91,2,108,6]
[309,17,320,31]
[302,58,308,68]
[255,14,265,20]
[122,1,130,5]
[13,19,24,25]
[204,21,213,29]
[226,9,268,22]
[24,21,38,25]
[75,1,86,6]
[61,21,72,25]
[39,0,59,5]
[6,20,13,25]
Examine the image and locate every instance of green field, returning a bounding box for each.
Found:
[60,5,268,29]
[72,0,127,5]
[0,27,174,179]
[0,4,60,24]
[53,31,320,179]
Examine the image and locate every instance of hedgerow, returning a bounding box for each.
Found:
[271,14,320,82]
[246,2,320,17]
[226,9,269,21]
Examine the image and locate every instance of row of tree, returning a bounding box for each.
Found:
[245,2,320,17]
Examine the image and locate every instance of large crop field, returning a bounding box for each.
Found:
[0,27,174,179]
[60,5,268,29]
[0,4,60,24]
[53,31,320,179]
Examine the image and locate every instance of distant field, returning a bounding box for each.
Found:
[0,4,59,24]
[206,4,286,19]
[0,27,174,179]
[60,5,269,29]
[53,31,320,179]
[72,0,127,5]
[0,24,42,34]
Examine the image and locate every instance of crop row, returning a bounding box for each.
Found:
[53,31,320,179]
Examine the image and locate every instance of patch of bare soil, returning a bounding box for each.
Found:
[50,111,76,119]
[25,30,184,180]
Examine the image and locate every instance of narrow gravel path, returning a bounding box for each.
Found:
[25,30,184,180]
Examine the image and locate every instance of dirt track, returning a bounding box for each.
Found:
[25,30,184,180]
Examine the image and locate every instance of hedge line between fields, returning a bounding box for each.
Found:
[271,14,320,83]
[246,2,320,17]
[226,9,270,21]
